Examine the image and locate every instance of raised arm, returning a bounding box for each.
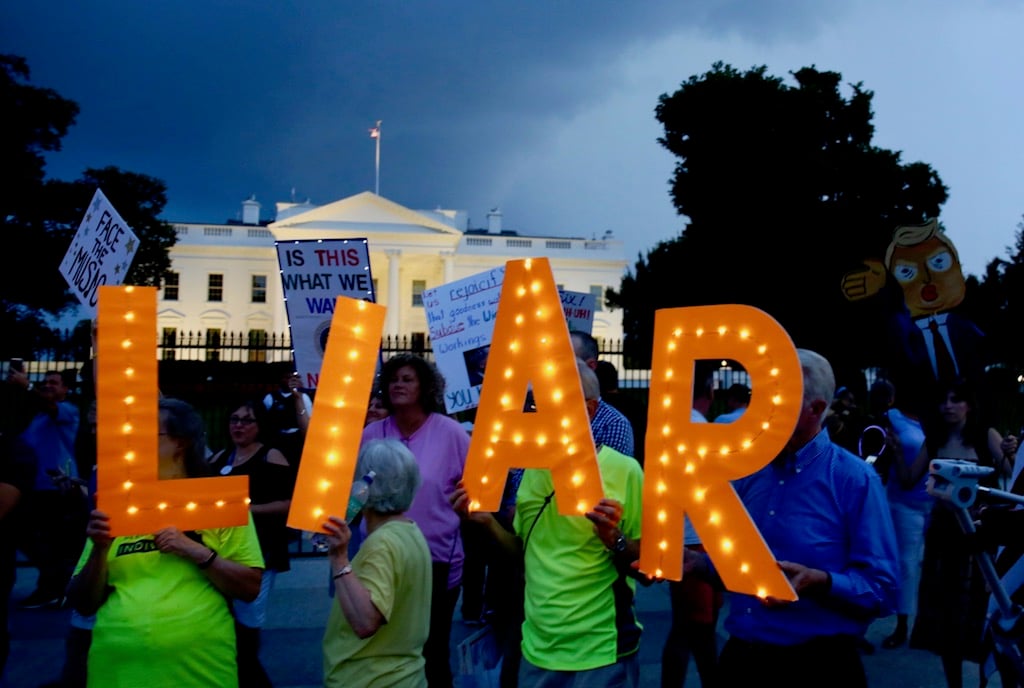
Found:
[66,509,114,616]
[450,481,522,558]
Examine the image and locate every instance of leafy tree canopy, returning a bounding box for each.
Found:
[609,62,948,379]
[0,55,175,359]
[960,215,1024,375]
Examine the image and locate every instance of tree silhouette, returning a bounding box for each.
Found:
[609,62,948,382]
[0,55,175,358]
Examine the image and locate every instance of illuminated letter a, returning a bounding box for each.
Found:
[462,258,604,516]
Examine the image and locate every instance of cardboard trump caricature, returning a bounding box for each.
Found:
[841,218,987,402]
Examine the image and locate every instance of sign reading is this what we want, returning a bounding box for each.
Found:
[276,239,375,388]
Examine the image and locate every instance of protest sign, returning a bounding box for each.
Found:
[59,188,141,316]
[422,267,505,413]
[276,239,374,387]
[559,289,595,334]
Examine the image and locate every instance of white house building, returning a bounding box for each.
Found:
[158,191,627,351]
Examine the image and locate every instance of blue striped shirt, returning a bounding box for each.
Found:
[591,399,635,458]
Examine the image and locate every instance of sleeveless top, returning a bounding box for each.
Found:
[211,445,294,572]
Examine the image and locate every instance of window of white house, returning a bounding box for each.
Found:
[412,279,426,307]
[163,272,179,301]
[205,328,222,362]
[590,285,604,311]
[248,329,268,362]
[251,275,267,303]
[208,274,224,302]
[161,328,177,361]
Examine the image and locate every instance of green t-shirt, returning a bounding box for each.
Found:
[74,515,264,688]
[323,519,432,688]
[513,445,644,671]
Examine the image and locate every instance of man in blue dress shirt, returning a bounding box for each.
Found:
[687,349,900,687]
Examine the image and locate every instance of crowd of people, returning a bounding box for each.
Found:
[3,334,1024,688]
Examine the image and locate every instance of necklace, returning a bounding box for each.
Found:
[220,445,261,475]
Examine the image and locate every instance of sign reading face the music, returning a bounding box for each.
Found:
[462,257,604,516]
[287,296,386,533]
[639,305,801,600]
[96,286,249,536]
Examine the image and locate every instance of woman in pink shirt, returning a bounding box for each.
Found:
[361,354,469,688]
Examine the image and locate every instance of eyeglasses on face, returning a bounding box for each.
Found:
[228,416,257,426]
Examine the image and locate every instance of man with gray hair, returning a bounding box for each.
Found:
[686,349,899,687]
[451,358,645,686]
[570,331,635,458]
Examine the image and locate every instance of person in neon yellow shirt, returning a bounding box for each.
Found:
[67,398,264,688]
[451,359,645,686]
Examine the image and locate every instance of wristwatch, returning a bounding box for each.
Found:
[610,533,627,554]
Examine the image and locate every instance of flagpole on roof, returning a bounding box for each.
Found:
[370,120,382,195]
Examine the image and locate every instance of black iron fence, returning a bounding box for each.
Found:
[4,331,657,388]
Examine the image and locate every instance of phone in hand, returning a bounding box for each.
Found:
[9,358,24,373]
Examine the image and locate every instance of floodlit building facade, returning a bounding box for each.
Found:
[158,191,627,350]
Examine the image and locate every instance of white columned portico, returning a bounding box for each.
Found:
[385,248,402,337]
[441,250,455,284]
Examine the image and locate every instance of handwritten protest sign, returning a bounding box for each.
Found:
[276,239,375,387]
[559,289,595,334]
[59,188,140,316]
[422,267,505,413]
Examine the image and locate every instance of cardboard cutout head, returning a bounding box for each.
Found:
[884,219,966,318]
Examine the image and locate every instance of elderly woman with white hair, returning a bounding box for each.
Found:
[322,439,432,688]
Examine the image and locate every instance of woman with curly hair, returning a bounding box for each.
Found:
[361,354,468,687]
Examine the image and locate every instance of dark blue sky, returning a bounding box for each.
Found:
[3,1,1021,276]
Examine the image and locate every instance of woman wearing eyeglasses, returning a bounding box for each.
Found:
[66,398,264,688]
[210,398,295,688]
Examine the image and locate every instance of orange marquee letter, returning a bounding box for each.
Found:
[463,258,604,516]
[97,286,249,536]
[288,297,386,533]
[639,305,801,600]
